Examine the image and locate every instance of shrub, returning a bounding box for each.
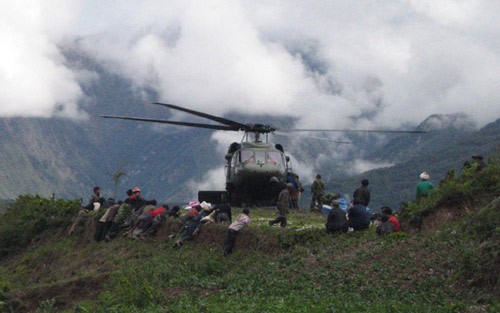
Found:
[0,195,81,256]
[458,198,500,289]
[400,158,499,231]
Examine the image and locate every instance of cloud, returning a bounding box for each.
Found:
[347,159,394,176]
[186,166,226,200]
[0,0,87,118]
[3,0,499,128]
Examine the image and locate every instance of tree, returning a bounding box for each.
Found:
[106,159,129,200]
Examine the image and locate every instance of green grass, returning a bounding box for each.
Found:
[0,175,498,313]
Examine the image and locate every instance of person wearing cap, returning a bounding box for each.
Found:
[223,208,251,256]
[310,174,325,211]
[125,187,157,211]
[325,200,348,234]
[416,172,434,199]
[270,183,292,227]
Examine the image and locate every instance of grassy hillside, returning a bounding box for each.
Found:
[0,160,498,312]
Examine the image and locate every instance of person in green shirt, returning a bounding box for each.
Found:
[416,172,434,199]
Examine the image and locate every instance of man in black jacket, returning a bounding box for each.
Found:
[353,179,370,207]
[325,200,348,234]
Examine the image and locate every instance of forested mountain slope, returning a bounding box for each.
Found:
[0,50,496,204]
[322,119,500,210]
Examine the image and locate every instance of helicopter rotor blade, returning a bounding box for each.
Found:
[153,102,248,130]
[100,115,239,131]
[279,128,427,134]
[274,131,351,144]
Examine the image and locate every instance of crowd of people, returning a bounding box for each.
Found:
[68,186,253,255]
[68,155,486,254]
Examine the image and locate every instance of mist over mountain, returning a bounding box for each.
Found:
[0,48,498,205]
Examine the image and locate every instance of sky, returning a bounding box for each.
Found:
[1,0,499,129]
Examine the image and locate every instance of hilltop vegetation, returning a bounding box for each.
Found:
[0,160,498,312]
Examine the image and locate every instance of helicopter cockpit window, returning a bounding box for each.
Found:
[240,150,255,163]
[267,151,285,169]
[254,151,266,164]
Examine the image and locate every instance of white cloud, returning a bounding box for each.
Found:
[347,159,394,175]
[186,166,226,200]
[2,0,499,128]
[0,0,86,118]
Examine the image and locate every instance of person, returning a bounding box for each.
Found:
[381,206,401,232]
[287,173,298,209]
[68,186,105,235]
[353,179,370,208]
[325,200,348,234]
[127,187,156,211]
[376,214,396,236]
[310,174,325,211]
[123,187,157,229]
[172,206,211,248]
[127,205,171,239]
[223,208,251,256]
[214,194,232,223]
[348,200,370,231]
[84,186,105,211]
[269,183,292,227]
[104,190,135,240]
[178,205,201,226]
[95,200,122,241]
[416,172,434,199]
[337,196,349,213]
[291,174,303,210]
[124,204,158,238]
[167,205,181,218]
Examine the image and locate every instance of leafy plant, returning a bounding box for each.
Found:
[0,195,81,256]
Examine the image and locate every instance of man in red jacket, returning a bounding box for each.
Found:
[381,206,401,232]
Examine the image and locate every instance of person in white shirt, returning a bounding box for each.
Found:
[223,208,251,256]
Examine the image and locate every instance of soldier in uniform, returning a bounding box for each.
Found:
[310,174,325,211]
[269,183,292,227]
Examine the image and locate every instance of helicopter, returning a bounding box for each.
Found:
[101,103,426,206]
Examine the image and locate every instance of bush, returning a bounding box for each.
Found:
[400,158,499,231]
[458,198,500,289]
[0,195,81,256]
